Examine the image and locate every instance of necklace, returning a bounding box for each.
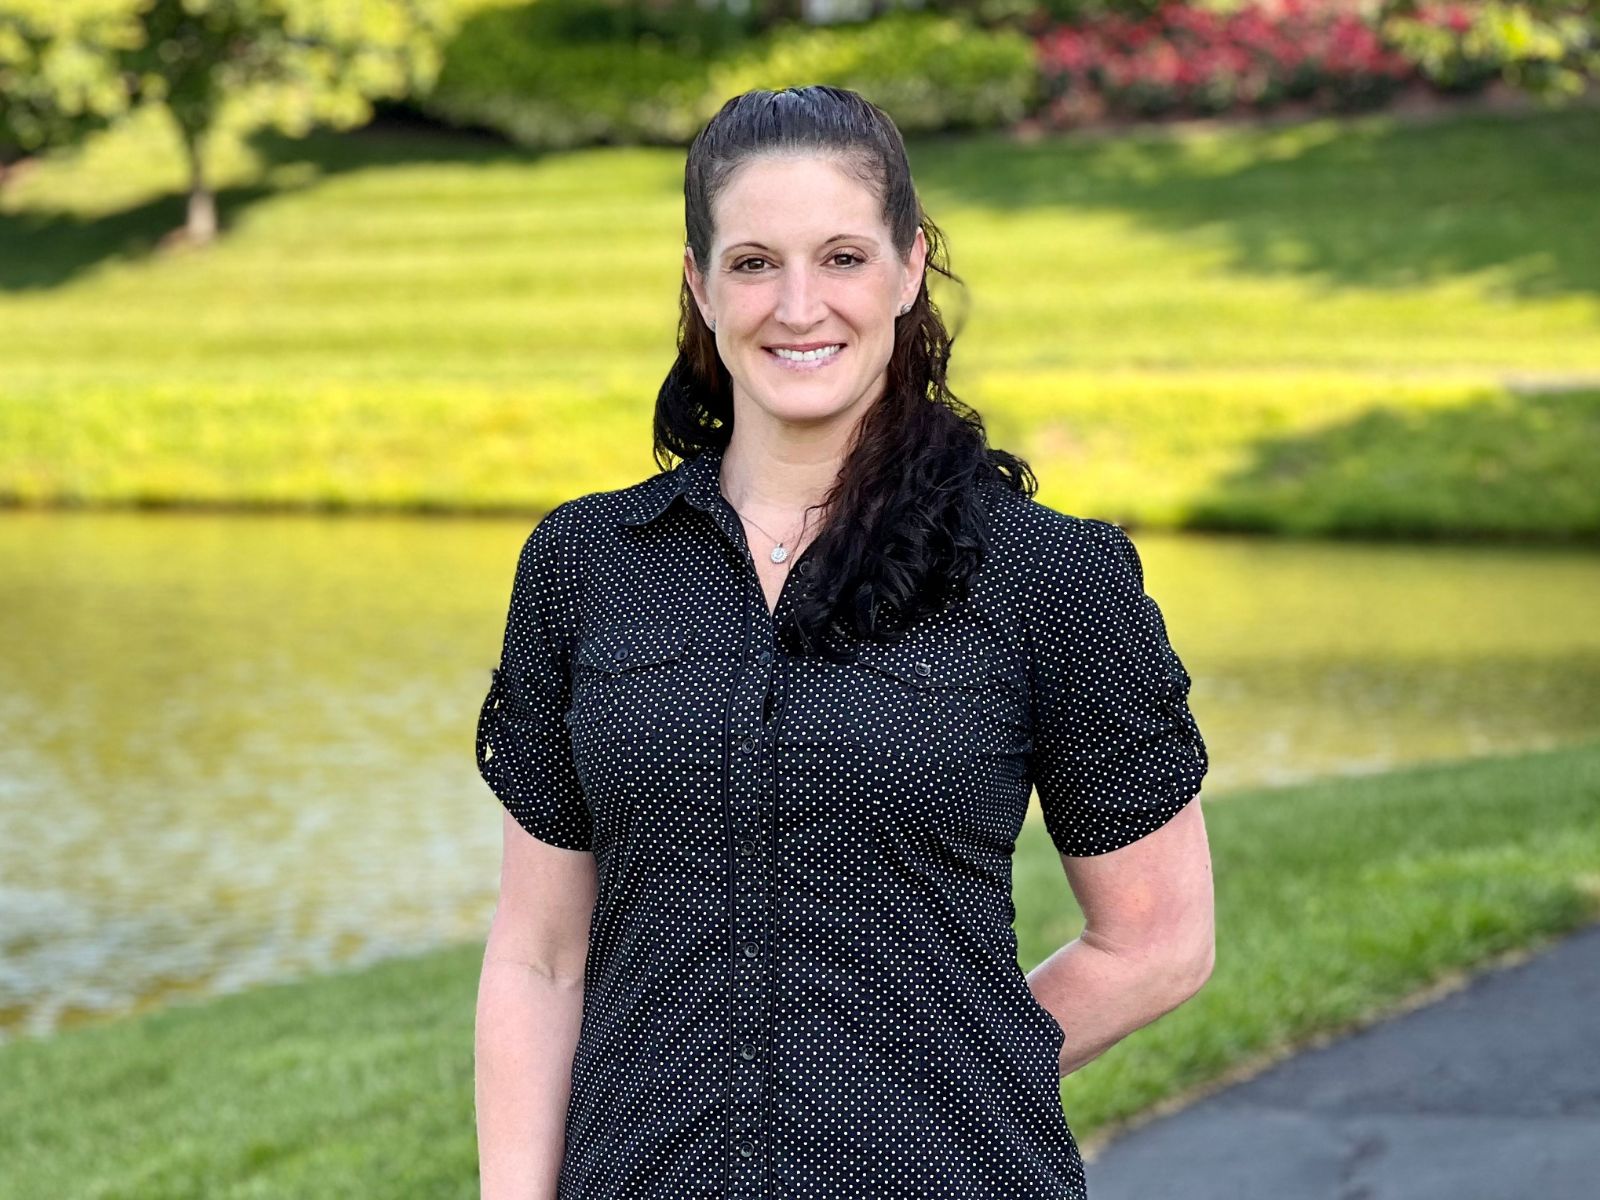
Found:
[719,472,814,564]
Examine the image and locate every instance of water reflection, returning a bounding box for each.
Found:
[0,510,1594,1042]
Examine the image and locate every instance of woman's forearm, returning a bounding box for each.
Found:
[475,956,586,1200]
[1026,934,1209,1078]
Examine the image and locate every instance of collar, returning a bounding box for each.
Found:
[616,443,726,529]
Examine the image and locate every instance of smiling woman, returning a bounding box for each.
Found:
[473,85,1214,1200]
[682,150,931,492]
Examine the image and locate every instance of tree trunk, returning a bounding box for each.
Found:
[175,115,216,245]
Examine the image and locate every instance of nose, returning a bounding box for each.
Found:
[774,262,828,329]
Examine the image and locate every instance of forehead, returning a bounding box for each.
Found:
[713,153,884,247]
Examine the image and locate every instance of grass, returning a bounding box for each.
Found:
[2,739,1597,1197]
[0,102,1597,535]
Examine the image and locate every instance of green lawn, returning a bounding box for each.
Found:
[1,101,1598,535]
[2,740,1596,1196]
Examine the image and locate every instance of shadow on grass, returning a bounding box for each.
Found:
[3,96,1598,305]
[910,102,1600,303]
[1187,385,1600,540]
[0,107,542,292]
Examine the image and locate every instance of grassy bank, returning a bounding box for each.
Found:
[3,741,1597,1196]
[1,103,1597,536]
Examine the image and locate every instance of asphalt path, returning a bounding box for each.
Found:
[1085,921,1600,1199]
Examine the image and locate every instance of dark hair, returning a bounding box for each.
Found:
[654,84,1036,655]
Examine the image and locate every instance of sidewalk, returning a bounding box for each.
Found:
[1084,921,1600,1199]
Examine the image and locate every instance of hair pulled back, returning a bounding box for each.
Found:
[655,84,1037,654]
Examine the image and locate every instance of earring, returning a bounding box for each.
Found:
[709,317,717,331]
[898,303,912,316]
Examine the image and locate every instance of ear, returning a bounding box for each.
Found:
[901,227,928,310]
[684,245,711,325]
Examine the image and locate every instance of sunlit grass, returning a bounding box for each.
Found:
[2,102,1597,533]
[2,739,1595,1195]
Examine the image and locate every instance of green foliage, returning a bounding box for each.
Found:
[0,1,140,161]
[425,0,727,147]
[0,0,456,164]
[1382,1,1599,101]
[709,11,1039,132]
[422,4,1038,148]
[124,0,456,142]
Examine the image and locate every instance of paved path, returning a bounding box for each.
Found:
[1084,921,1600,1200]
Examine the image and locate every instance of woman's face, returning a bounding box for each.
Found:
[685,153,926,432]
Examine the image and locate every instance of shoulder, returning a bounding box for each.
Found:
[521,466,679,550]
[980,484,1142,594]
[507,470,674,614]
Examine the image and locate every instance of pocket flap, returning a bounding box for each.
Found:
[850,641,992,692]
[574,626,687,673]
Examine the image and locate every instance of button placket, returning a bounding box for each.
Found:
[719,526,786,1191]
[693,473,817,1193]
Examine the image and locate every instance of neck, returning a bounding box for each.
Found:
[717,430,848,527]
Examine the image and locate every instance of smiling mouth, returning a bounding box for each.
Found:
[765,344,845,370]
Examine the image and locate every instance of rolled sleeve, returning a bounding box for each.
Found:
[1025,515,1209,857]
[475,501,592,851]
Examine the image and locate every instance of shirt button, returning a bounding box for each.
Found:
[797,560,811,576]
[738,1042,758,1061]
[755,648,773,665]
[739,734,757,754]
[738,838,758,857]
[914,660,931,677]
[741,940,760,959]
[738,1141,756,1159]
[612,643,631,662]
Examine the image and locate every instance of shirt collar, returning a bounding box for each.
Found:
[617,443,726,529]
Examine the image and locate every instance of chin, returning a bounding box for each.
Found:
[751,391,860,425]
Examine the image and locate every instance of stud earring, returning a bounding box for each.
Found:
[709,317,717,331]
[898,303,912,316]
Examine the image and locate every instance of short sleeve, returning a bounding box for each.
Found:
[1024,516,1209,857]
[474,502,592,851]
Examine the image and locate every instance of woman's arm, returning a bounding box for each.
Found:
[1027,796,1215,1077]
[475,811,599,1200]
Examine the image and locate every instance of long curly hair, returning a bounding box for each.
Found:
[653,84,1037,655]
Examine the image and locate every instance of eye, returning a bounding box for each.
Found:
[731,252,865,273]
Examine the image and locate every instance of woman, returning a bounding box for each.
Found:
[474,85,1214,1200]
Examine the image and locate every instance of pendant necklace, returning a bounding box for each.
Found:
[720,475,814,564]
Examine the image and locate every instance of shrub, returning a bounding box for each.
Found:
[709,12,1038,134]
[418,3,1036,148]
[1382,1,1598,99]
[1035,0,1418,125]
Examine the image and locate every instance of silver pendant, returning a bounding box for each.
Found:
[770,544,789,564]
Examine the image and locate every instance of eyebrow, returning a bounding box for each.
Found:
[722,234,879,257]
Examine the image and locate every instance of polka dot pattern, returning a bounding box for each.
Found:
[475,443,1210,1198]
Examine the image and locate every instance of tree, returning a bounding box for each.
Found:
[0,1,139,185]
[0,0,454,243]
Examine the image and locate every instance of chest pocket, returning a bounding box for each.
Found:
[564,625,718,844]
[777,636,1032,857]
[568,625,688,722]
[850,641,992,759]
[779,639,1017,762]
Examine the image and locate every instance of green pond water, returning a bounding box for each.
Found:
[1,509,1595,1043]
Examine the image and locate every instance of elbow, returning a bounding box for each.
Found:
[1171,937,1215,1002]
[1136,929,1212,1008]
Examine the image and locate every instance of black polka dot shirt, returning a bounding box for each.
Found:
[475,443,1210,1198]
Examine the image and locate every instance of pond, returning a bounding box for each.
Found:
[1,509,1595,1043]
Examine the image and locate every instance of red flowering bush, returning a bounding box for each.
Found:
[1034,0,1448,126]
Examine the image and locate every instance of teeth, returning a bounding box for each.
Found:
[772,344,843,362]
